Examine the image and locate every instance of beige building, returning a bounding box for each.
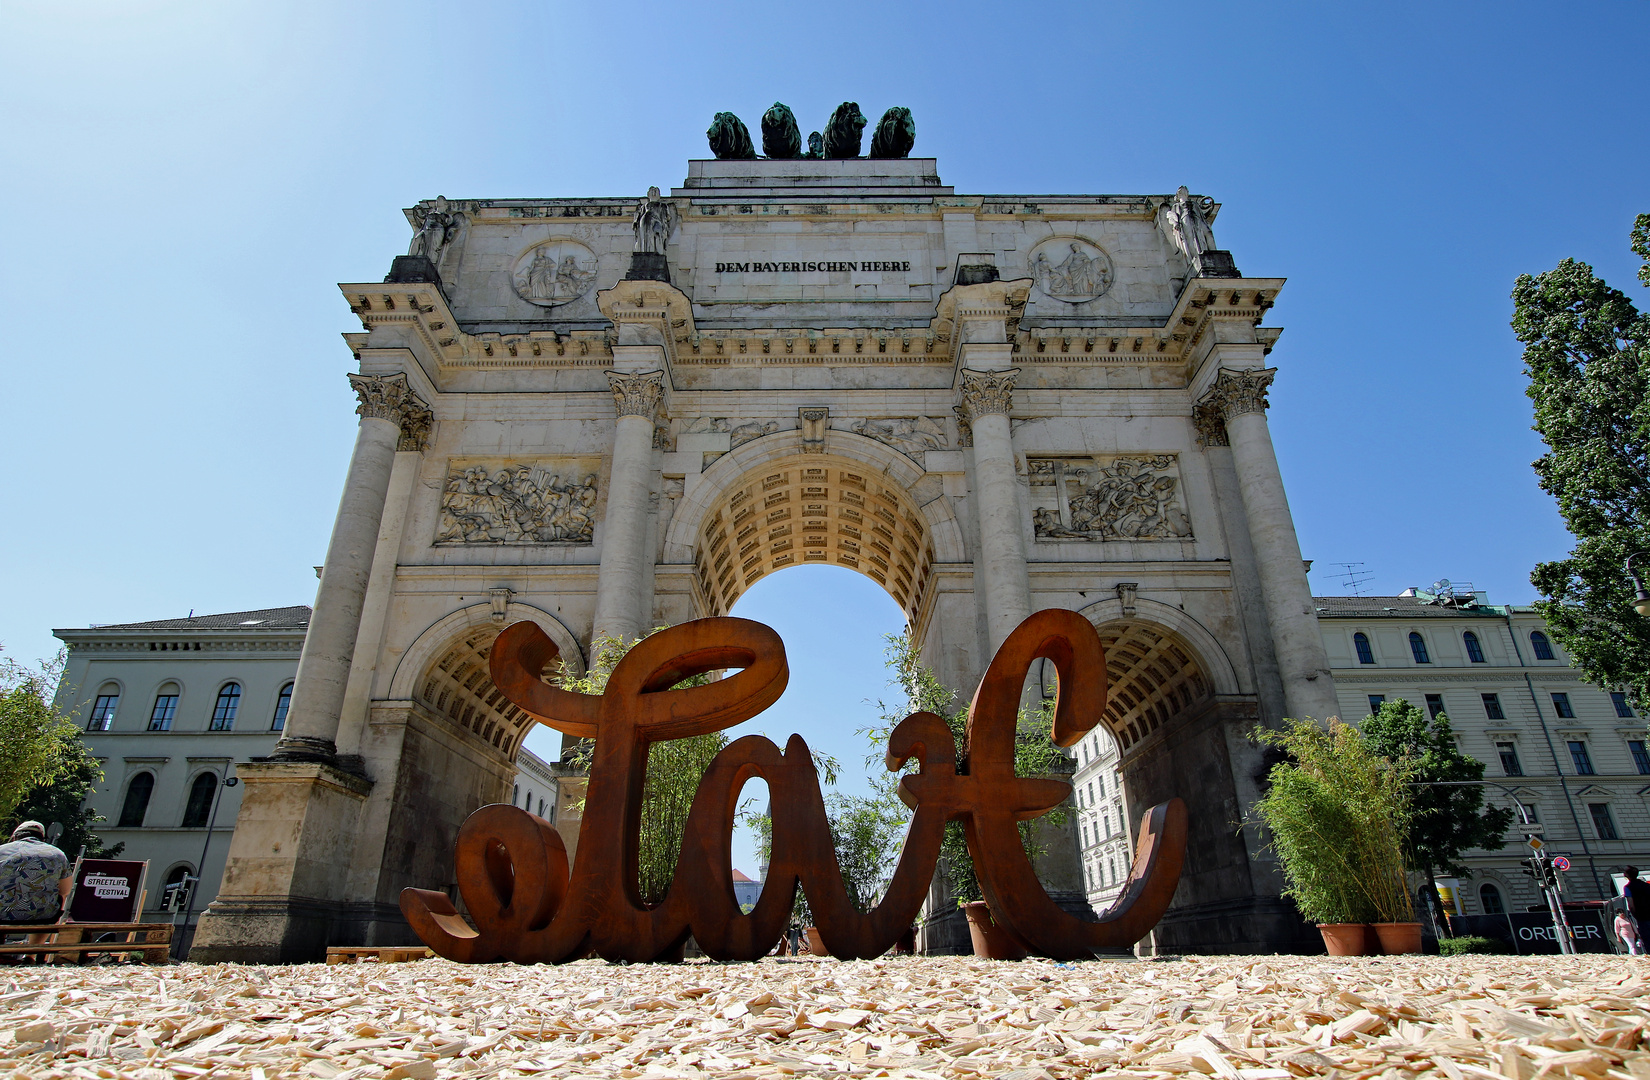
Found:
[51,607,308,952]
[1072,725,1133,912]
[194,152,1340,960]
[1317,584,1650,915]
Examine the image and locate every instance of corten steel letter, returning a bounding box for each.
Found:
[401,611,1187,962]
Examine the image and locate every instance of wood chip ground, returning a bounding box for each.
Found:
[4,955,1650,1080]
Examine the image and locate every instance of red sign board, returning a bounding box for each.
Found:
[1552,855,1571,872]
[66,859,147,923]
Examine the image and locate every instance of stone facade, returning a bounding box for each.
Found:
[51,607,308,954]
[1072,726,1133,915]
[195,156,1336,959]
[1317,587,1650,917]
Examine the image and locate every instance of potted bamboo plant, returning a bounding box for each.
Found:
[1250,718,1415,955]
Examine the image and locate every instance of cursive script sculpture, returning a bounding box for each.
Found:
[401,609,1187,963]
[761,102,802,159]
[868,106,915,158]
[706,112,756,160]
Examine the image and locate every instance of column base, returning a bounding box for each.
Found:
[624,252,671,283]
[1148,895,1319,955]
[267,734,341,765]
[1194,250,1241,277]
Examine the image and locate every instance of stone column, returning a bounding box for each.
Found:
[1201,367,1339,721]
[275,372,431,763]
[960,368,1033,653]
[591,370,664,646]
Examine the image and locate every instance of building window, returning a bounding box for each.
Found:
[1531,631,1555,661]
[1479,882,1505,915]
[1103,814,1111,838]
[272,684,293,730]
[538,797,547,818]
[1519,803,1541,824]
[1354,632,1375,665]
[1568,740,1596,776]
[1551,692,1575,719]
[1588,802,1619,840]
[513,784,519,805]
[1463,631,1486,664]
[1497,742,1523,777]
[149,692,178,731]
[1613,691,1635,718]
[1368,694,1386,715]
[181,773,218,828]
[87,693,120,732]
[1082,822,1090,846]
[1631,740,1650,776]
[1409,632,1431,664]
[210,683,241,731]
[1425,694,1445,720]
[1482,694,1506,720]
[118,773,154,828]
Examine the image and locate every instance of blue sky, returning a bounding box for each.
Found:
[4,2,1647,872]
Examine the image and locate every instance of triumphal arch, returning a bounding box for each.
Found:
[192,137,1339,961]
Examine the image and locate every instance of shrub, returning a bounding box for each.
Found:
[1439,935,1511,955]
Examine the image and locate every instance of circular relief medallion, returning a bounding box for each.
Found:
[1028,237,1114,303]
[511,240,599,307]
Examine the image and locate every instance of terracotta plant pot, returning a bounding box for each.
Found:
[804,927,827,956]
[1372,922,1423,955]
[1318,923,1371,956]
[963,901,1029,960]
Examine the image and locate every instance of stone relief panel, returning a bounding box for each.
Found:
[840,416,949,456]
[669,417,787,451]
[1029,454,1192,541]
[436,460,601,545]
[1028,237,1114,304]
[511,240,599,308]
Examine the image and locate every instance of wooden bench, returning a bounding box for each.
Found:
[325,946,434,964]
[0,922,173,964]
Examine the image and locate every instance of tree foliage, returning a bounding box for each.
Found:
[13,736,122,859]
[1250,718,1415,925]
[1515,218,1650,704]
[1359,699,1511,880]
[0,651,82,832]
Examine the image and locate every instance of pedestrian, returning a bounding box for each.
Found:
[1614,902,1642,955]
[0,821,73,958]
[1622,867,1650,949]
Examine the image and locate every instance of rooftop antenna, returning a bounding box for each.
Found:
[1333,562,1374,597]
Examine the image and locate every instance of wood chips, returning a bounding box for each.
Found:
[3,954,1650,1080]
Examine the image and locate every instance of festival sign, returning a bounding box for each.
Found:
[403,609,1188,963]
[67,859,148,923]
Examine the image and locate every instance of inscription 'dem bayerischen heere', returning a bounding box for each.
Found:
[713,260,912,273]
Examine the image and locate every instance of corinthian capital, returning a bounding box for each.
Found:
[349,372,434,452]
[958,368,1019,420]
[607,369,666,420]
[1201,367,1277,420]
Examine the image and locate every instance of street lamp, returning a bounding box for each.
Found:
[1627,553,1650,617]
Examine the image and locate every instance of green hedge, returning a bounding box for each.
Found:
[1439,935,1511,955]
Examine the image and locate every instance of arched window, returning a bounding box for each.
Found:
[1409,632,1431,664]
[1479,882,1505,915]
[1463,631,1486,664]
[1354,632,1375,665]
[271,684,293,730]
[118,772,154,828]
[181,772,218,828]
[149,685,180,731]
[1530,631,1555,661]
[211,683,241,731]
[87,683,121,731]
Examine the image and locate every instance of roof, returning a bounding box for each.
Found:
[731,869,756,884]
[65,606,312,632]
[1312,595,1509,619]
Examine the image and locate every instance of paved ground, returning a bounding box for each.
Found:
[2,955,1649,1080]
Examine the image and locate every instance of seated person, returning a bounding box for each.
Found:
[0,822,73,937]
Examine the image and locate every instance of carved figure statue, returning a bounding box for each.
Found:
[805,131,824,159]
[436,466,600,544]
[761,102,802,159]
[822,102,867,158]
[1030,241,1113,301]
[706,112,756,160]
[632,186,676,254]
[1033,455,1191,541]
[401,610,1188,963]
[868,106,915,158]
[1160,186,1218,265]
[409,196,460,265]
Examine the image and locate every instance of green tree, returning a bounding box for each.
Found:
[1514,217,1650,704]
[13,736,122,859]
[1360,699,1512,922]
[0,651,81,831]
[555,628,722,906]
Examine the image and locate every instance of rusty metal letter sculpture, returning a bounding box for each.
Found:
[401,609,1187,962]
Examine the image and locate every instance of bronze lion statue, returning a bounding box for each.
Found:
[761,102,802,159]
[822,102,866,158]
[706,112,755,160]
[869,107,915,159]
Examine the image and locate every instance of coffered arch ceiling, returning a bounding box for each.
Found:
[1095,622,1213,754]
[693,455,935,623]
